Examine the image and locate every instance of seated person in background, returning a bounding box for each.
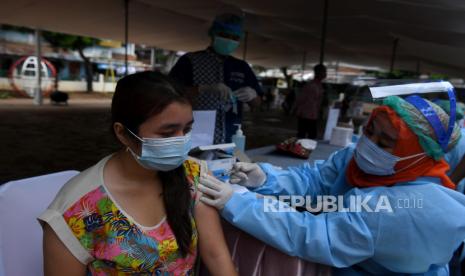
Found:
[198,95,465,274]
[39,72,237,275]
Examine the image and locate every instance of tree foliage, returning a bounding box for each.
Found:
[42,32,99,92]
[42,32,98,51]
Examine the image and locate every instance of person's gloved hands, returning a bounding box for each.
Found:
[198,174,233,210]
[230,162,266,188]
[233,87,257,102]
[199,83,231,101]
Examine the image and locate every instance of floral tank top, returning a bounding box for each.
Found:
[38,155,205,275]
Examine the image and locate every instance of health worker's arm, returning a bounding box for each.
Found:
[221,192,376,267]
[195,202,237,276]
[252,146,353,198]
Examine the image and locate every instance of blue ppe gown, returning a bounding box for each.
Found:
[444,128,465,264]
[221,145,465,275]
[444,128,465,193]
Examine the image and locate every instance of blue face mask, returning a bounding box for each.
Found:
[126,128,191,171]
[354,134,426,175]
[212,36,239,55]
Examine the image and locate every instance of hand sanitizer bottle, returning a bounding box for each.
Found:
[232,124,246,152]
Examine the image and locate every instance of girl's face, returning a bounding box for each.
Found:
[138,102,194,139]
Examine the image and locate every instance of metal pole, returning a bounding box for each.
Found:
[242,31,249,61]
[301,51,307,80]
[319,0,329,64]
[124,0,129,76]
[34,28,42,105]
[150,48,156,70]
[390,38,399,73]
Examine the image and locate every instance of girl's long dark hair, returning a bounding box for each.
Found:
[111,71,193,256]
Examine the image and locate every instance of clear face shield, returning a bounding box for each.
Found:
[368,81,457,153]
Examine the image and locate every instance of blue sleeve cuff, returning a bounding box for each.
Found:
[245,163,284,196]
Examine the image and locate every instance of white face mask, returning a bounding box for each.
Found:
[126,128,191,171]
[354,134,426,175]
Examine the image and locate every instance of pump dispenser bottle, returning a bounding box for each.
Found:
[232,124,246,151]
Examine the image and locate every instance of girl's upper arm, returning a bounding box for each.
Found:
[194,202,237,276]
[43,223,86,276]
[194,202,229,254]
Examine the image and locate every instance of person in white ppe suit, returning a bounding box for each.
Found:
[198,95,465,275]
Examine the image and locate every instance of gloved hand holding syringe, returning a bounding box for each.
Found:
[229,162,266,188]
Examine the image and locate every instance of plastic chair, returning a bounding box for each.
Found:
[0,171,79,276]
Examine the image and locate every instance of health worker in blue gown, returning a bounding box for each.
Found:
[198,95,465,275]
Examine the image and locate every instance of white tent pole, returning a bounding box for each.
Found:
[34,28,42,106]
[390,38,399,73]
[319,0,329,64]
[124,0,129,76]
[242,31,248,61]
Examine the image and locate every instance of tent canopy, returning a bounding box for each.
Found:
[2,0,465,77]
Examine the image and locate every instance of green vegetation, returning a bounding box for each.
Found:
[42,32,100,92]
[0,90,12,99]
[1,24,100,92]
